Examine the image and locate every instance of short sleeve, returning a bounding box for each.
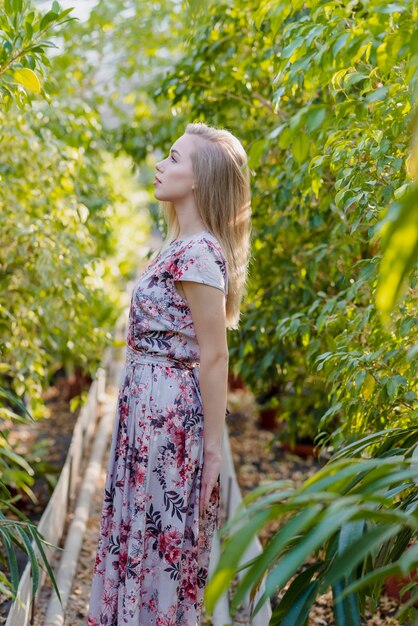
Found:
[172,239,228,296]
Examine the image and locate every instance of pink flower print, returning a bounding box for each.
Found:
[119,518,131,546]
[158,527,182,561]
[120,402,129,421]
[166,258,179,276]
[166,546,181,563]
[158,530,169,556]
[102,587,117,615]
[185,579,197,603]
[163,404,179,427]
[166,527,182,547]
[135,463,146,485]
[156,606,176,626]
[119,550,128,577]
[171,424,185,447]
[127,589,138,609]
[93,552,102,571]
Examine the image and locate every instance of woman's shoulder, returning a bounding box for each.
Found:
[186,231,227,262]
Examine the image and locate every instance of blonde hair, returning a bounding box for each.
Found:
[157,122,252,330]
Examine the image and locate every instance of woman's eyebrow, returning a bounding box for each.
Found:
[170,149,181,157]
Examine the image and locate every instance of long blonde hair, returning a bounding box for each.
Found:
[157,122,252,330]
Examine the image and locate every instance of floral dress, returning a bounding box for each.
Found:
[87,230,229,626]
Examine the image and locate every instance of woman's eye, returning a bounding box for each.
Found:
[170,155,177,162]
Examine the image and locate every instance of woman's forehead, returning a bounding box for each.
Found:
[172,133,204,156]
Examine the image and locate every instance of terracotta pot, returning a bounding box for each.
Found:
[385,569,418,607]
[258,407,278,430]
[228,372,245,390]
[282,441,316,458]
[55,367,92,400]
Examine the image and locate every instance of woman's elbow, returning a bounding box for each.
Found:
[199,346,229,366]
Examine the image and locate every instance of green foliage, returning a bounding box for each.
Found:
[1,0,416,613]
[0,502,63,606]
[1,105,121,415]
[0,389,63,605]
[375,183,418,318]
[0,0,151,416]
[129,0,418,442]
[0,0,76,108]
[205,428,418,624]
[0,0,151,603]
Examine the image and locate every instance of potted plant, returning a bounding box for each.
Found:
[385,559,418,608]
[277,415,319,458]
[228,370,246,391]
[255,385,281,430]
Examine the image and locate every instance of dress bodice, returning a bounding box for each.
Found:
[126,232,228,364]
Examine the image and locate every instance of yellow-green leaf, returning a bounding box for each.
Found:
[13,68,41,94]
[361,373,376,400]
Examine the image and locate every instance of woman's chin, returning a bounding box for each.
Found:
[154,190,172,202]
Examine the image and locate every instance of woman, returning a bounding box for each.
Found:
[87,121,252,625]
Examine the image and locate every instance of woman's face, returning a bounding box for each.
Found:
[154,133,199,203]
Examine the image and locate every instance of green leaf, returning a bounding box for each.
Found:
[205,506,275,614]
[271,563,321,624]
[230,505,322,612]
[15,525,40,598]
[28,525,62,604]
[292,133,310,163]
[322,524,400,590]
[0,447,35,474]
[39,10,59,31]
[332,32,350,56]
[333,579,361,626]
[306,106,326,132]
[262,503,356,601]
[0,527,19,592]
[282,36,304,59]
[0,387,34,422]
[375,3,406,13]
[13,68,41,93]
[248,138,268,169]
[280,579,319,626]
[375,186,418,315]
[364,86,389,103]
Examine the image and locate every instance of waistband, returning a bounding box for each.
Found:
[126,344,199,370]
[125,344,230,417]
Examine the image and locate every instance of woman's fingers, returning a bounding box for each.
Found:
[200,479,217,517]
[200,464,221,517]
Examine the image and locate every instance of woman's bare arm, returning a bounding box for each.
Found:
[176,279,229,514]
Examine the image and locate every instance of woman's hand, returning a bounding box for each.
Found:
[200,449,222,518]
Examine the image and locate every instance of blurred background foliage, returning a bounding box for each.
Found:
[0,0,152,420]
[0,0,152,601]
[5,0,415,441]
[106,0,417,444]
[0,0,417,617]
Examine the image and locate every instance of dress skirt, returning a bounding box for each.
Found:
[87,345,220,626]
